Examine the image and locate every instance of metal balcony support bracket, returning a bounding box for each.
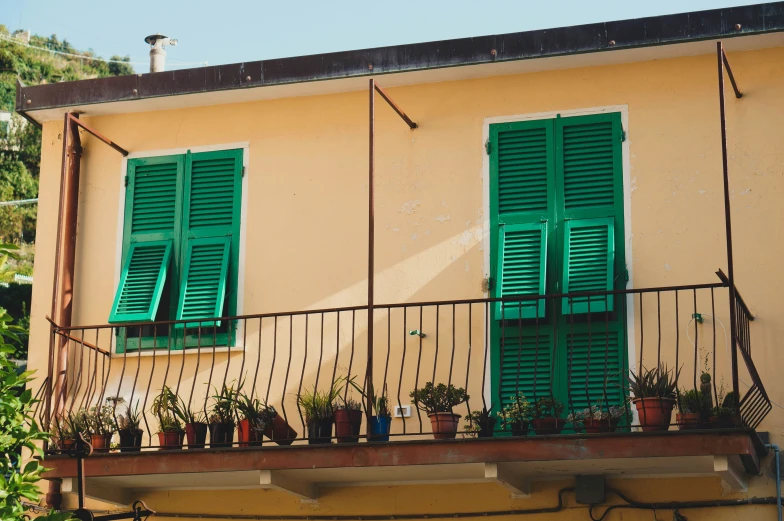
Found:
[367,80,417,434]
[259,470,318,502]
[717,41,742,407]
[484,463,531,499]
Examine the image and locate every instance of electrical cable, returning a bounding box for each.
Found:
[588,488,779,521]
[685,314,784,410]
[0,33,207,68]
[0,198,38,207]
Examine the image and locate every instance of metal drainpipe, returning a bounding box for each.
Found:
[767,444,782,521]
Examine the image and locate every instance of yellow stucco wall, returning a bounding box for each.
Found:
[27,45,783,516]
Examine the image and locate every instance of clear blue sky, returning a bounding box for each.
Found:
[1,0,758,70]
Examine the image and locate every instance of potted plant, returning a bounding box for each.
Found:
[710,389,739,428]
[567,404,625,433]
[87,404,115,452]
[262,405,298,445]
[175,398,208,449]
[531,397,565,435]
[152,386,184,450]
[51,414,76,452]
[235,392,271,447]
[209,382,239,448]
[498,393,532,436]
[676,389,709,430]
[369,387,392,441]
[410,382,468,439]
[465,406,496,438]
[335,376,363,443]
[117,401,144,452]
[297,380,341,445]
[628,364,678,432]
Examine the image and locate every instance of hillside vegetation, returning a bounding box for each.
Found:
[0,26,134,274]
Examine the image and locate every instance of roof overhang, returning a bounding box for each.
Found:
[16,2,784,125]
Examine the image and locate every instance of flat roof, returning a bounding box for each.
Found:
[16,2,784,124]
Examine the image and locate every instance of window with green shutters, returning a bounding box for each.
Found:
[489,112,626,417]
[111,149,243,351]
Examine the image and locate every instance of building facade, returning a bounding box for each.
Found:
[17,3,783,520]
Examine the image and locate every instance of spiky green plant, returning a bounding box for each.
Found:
[628,364,679,399]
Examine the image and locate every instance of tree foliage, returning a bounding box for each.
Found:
[0,24,134,243]
[0,244,71,520]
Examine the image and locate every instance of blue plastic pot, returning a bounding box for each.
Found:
[370,416,391,441]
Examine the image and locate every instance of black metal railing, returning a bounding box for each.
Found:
[37,281,770,452]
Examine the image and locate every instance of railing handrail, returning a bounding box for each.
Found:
[52,281,728,332]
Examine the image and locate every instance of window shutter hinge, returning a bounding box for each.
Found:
[621,129,626,142]
[485,139,491,155]
[482,277,493,292]
[242,166,246,177]
[124,175,129,187]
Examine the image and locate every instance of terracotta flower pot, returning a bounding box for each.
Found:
[118,429,143,452]
[263,414,297,445]
[676,412,701,430]
[209,422,235,448]
[307,418,334,444]
[238,418,264,447]
[532,417,566,435]
[428,412,460,439]
[157,431,183,450]
[633,397,675,432]
[90,434,111,453]
[477,418,497,438]
[583,418,613,434]
[334,409,363,443]
[510,421,529,436]
[60,438,76,452]
[185,422,208,448]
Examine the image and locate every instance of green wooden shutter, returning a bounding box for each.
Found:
[566,330,623,410]
[109,241,173,322]
[109,156,183,323]
[495,122,551,215]
[176,149,242,326]
[177,237,231,326]
[500,329,552,408]
[495,223,547,319]
[561,218,615,314]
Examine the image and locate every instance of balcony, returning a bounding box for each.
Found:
[37,279,770,504]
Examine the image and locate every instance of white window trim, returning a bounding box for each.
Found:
[115,142,250,355]
[480,105,636,412]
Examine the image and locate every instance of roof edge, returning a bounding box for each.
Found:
[16,2,784,116]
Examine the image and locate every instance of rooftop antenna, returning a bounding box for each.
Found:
[145,33,177,72]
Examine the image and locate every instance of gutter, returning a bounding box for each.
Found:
[15,2,784,117]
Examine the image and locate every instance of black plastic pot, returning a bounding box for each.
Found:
[118,429,143,452]
[209,422,235,448]
[307,418,334,444]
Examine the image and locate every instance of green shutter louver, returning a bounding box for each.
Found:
[496,121,552,215]
[500,330,552,408]
[110,156,183,324]
[566,330,623,410]
[562,218,615,314]
[109,241,173,323]
[176,237,231,326]
[559,116,619,211]
[495,222,547,319]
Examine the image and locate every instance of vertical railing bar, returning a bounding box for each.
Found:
[550,293,558,406]
[532,298,540,406]
[252,318,262,399]
[464,304,472,423]
[585,295,593,419]
[656,292,662,370]
[398,307,408,434]
[448,303,456,386]
[296,314,309,435]
[203,326,216,429]
[566,297,576,428]
[638,293,644,377]
[621,289,630,432]
[113,331,129,439]
[692,289,698,392]
[217,324,230,410]
[97,330,113,438]
[602,295,610,419]
[315,313,324,392]
[515,300,523,400]
[711,288,718,411]
[78,330,93,411]
[140,326,158,446]
[332,312,341,403]
[266,317,276,404]
[383,307,391,410]
[68,329,86,414]
[280,315,293,430]
[432,305,439,385]
[414,306,424,433]
[481,302,489,414]
[190,325,202,423]
[238,317,248,395]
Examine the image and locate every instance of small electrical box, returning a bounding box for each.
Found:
[394,405,412,418]
[575,475,605,504]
